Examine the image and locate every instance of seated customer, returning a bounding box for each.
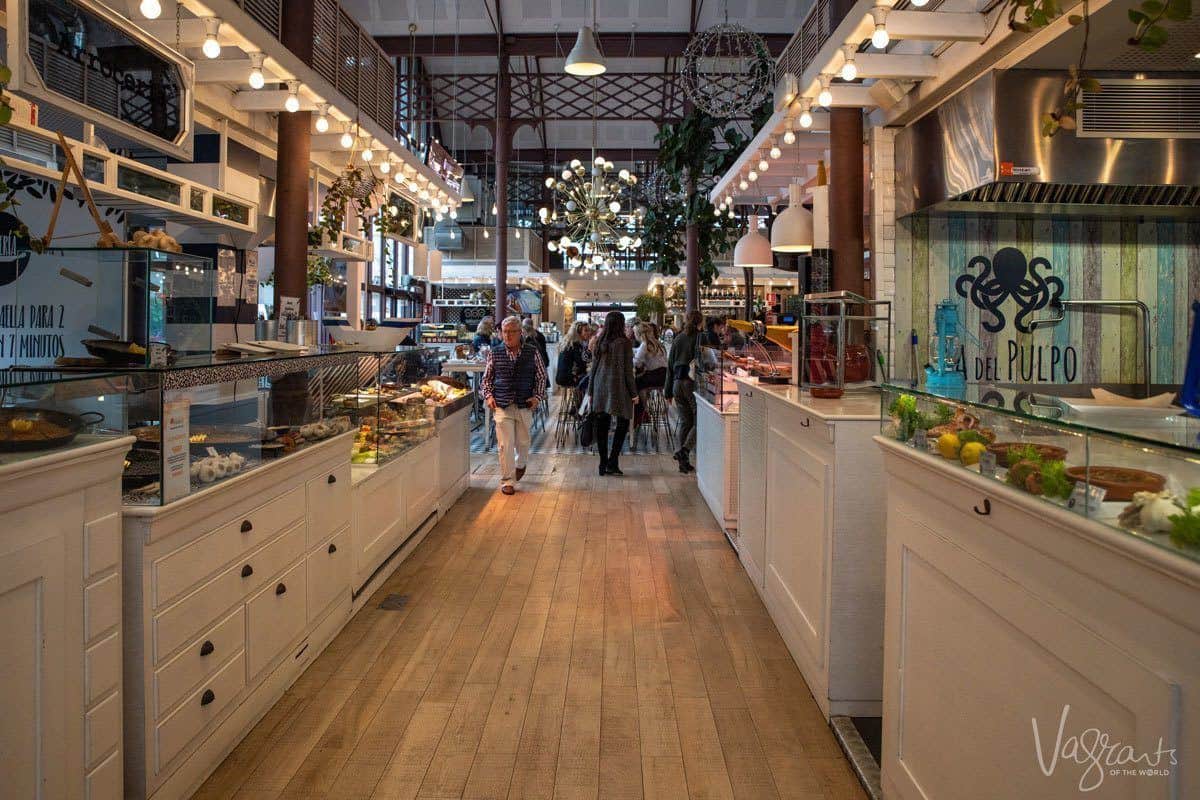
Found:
[633,325,668,426]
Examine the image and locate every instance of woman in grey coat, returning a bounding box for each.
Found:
[589,310,639,475]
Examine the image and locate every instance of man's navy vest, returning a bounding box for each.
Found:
[490,342,539,407]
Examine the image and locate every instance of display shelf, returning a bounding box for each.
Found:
[695,340,792,412]
[881,382,1200,567]
[0,118,256,233]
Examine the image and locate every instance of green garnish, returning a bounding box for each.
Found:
[1169,489,1200,548]
[957,429,987,446]
[1038,460,1073,501]
[934,403,955,425]
[1005,444,1042,468]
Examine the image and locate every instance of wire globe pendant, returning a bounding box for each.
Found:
[681,17,776,119]
[547,157,638,277]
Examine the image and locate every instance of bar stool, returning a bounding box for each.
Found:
[632,388,674,453]
[554,386,582,450]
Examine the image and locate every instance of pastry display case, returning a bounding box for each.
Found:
[0,369,135,465]
[696,339,793,412]
[880,382,1200,564]
[0,247,215,370]
[102,348,381,504]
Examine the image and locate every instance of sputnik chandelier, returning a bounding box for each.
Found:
[544,156,639,276]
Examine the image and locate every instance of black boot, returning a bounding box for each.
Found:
[678,448,694,473]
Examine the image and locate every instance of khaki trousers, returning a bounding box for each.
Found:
[493,404,532,487]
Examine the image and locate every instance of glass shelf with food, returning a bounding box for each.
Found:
[695,338,792,413]
[880,382,1200,565]
[0,369,138,467]
[111,348,379,505]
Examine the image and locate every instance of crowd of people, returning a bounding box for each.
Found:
[477,310,748,493]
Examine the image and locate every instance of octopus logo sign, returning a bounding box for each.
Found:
[0,212,31,287]
[956,247,1065,334]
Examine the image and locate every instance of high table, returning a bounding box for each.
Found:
[442,359,490,449]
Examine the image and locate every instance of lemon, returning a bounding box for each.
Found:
[936,433,961,459]
[960,441,987,466]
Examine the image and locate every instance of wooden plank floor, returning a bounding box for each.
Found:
[192,453,867,800]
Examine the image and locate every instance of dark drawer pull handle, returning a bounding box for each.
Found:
[275,583,287,596]
[199,640,214,657]
[240,520,253,533]
[200,689,215,707]
[974,498,992,516]
[241,564,253,578]
[328,543,338,554]
[799,417,811,427]
[327,474,337,484]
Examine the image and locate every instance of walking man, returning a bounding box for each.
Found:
[481,315,547,495]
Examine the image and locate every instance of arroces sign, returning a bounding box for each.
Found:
[953,247,1079,383]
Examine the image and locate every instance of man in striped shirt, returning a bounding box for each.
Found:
[481,316,547,495]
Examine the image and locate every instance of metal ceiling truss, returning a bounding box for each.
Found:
[376,32,793,58]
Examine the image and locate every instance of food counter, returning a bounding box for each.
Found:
[694,342,791,539]
[46,348,478,800]
[0,372,134,799]
[876,385,1200,798]
[733,377,885,719]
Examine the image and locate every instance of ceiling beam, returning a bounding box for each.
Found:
[376,32,793,58]
[452,148,667,164]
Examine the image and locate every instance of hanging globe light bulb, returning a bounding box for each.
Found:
[840,45,858,82]
[758,158,769,172]
[483,229,490,239]
[872,22,890,49]
[202,18,222,59]
[379,159,391,174]
[140,0,162,18]
[283,81,301,113]
[545,177,555,188]
[361,145,373,162]
[769,139,781,159]
[748,170,758,182]
[247,52,266,89]
[340,123,354,149]
[799,105,814,128]
[314,105,330,133]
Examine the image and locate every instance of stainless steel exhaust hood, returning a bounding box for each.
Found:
[895,70,1200,218]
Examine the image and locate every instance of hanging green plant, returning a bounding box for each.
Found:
[312,164,376,245]
[643,108,751,283]
[306,254,334,287]
[633,292,667,321]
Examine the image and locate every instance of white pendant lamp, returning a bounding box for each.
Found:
[733,215,773,268]
[565,26,606,76]
[771,183,814,253]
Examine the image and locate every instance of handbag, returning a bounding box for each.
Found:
[579,411,595,447]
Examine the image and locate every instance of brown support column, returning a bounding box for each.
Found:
[829,108,864,295]
[494,56,511,323]
[274,0,315,318]
[275,111,312,317]
[743,267,755,322]
[685,176,699,315]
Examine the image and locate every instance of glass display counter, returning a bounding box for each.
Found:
[0,369,134,466]
[696,340,792,413]
[0,247,215,369]
[880,382,1200,564]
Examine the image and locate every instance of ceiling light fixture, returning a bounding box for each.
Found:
[340,123,354,149]
[379,157,392,174]
[283,81,301,113]
[769,139,781,160]
[840,45,858,82]
[911,0,928,7]
[139,0,162,19]
[733,215,773,268]
[758,157,769,172]
[748,170,758,182]
[799,102,814,129]
[247,52,266,90]
[771,183,814,253]
[739,178,749,191]
[202,18,222,59]
[314,104,330,133]
[565,27,606,75]
[818,75,833,108]
[783,117,796,145]
[361,143,373,161]
[871,7,890,49]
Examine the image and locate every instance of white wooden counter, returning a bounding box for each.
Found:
[735,378,885,719]
[877,435,1200,799]
[696,393,739,542]
[0,436,132,800]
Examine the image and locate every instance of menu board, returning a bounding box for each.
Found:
[426,142,464,193]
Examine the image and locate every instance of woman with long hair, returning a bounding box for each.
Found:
[555,320,589,388]
[663,310,702,473]
[588,311,638,475]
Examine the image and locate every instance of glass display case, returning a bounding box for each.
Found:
[696,339,792,413]
[0,247,215,370]
[0,370,135,466]
[880,382,1200,564]
[100,348,409,505]
[797,291,891,399]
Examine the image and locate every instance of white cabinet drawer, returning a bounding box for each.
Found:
[85,631,121,706]
[154,606,246,718]
[770,399,834,450]
[152,486,304,608]
[85,572,120,642]
[85,691,121,769]
[245,560,307,680]
[153,523,305,663]
[155,650,245,773]
[307,527,350,621]
[306,464,350,548]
